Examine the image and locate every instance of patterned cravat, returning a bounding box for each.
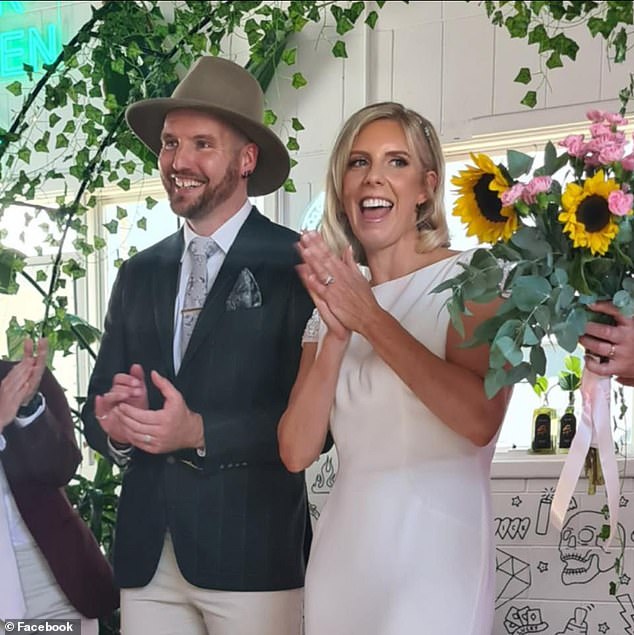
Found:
[181,236,219,355]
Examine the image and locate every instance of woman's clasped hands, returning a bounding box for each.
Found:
[297,231,379,341]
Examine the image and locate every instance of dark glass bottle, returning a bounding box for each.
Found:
[558,394,577,452]
[531,406,557,454]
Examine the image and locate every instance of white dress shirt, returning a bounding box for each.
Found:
[173,200,252,373]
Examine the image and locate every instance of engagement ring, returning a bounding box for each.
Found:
[144,434,152,444]
[609,343,616,358]
[324,274,335,286]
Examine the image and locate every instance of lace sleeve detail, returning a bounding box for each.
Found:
[302,308,321,344]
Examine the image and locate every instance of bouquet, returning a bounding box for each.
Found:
[437,109,634,542]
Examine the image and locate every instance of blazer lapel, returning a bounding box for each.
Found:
[178,208,268,371]
[153,230,183,378]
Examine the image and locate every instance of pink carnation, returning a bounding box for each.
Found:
[590,123,612,138]
[559,134,586,158]
[608,190,633,216]
[599,143,626,164]
[501,183,525,207]
[586,109,606,123]
[605,112,628,126]
[522,176,552,204]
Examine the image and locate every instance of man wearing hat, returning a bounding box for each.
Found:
[82,56,314,634]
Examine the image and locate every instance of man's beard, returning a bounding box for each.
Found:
[167,156,241,221]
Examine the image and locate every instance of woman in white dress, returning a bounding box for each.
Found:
[278,102,512,634]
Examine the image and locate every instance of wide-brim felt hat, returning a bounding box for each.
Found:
[125,56,290,196]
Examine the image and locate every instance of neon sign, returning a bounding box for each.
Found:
[0,1,63,80]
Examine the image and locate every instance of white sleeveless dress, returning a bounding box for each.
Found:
[304,252,496,635]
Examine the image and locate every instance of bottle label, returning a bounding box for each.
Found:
[533,412,552,450]
[559,412,576,449]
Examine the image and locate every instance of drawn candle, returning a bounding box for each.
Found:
[555,607,588,635]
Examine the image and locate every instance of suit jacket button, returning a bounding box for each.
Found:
[166,456,175,465]
[242,461,248,467]
[227,463,233,469]
[219,464,225,470]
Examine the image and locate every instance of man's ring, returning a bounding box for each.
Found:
[144,434,152,444]
[324,274,335,286]
[609,343,616,358]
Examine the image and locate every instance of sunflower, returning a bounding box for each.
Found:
[451,153,518,243]
[559,170,620,256]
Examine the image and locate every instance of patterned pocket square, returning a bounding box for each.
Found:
[226,268,262,311]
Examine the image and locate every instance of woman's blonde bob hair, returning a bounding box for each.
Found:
[321,102,449,265]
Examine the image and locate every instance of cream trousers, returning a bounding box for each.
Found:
[121,534,303,635]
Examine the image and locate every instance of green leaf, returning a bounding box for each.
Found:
[34,131,50,153]
[365,11,379,29]
[6,81,22,96]
[332,40,348,58]
[530,346,547,376]
[521,90,537,108]
[118,178,131,191]
[485,368,506,398]
[614,27,628,64]
[286,136,300,151]
[507,150,534,178]
[103,220,118,234]
[49,112,61,127]
[264,109,278,126]
[17,147,31,163]
[116,206,128,220]
[511,275,552,311]
[495,335,523,366]
[291,72,307,89]
[145,196,158,210]
[532,375,549,396]
[283,178,296,193]
[281,47,297,66]
[55,134,69,149]
[137,217,147,230]
[546,51,563,69]
[514,67,532,84]
[291,117,305,131]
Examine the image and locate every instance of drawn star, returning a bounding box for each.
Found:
[620,573,631,585]
[537,561,549,573]
[511,496,522,507]
[598,622,610,633]
[620,496,630,508]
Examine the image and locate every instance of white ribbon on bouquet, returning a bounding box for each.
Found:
[550,369,620,547]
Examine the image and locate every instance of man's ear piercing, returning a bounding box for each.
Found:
[241,170,253,178]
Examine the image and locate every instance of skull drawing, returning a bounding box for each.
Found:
[559,511,625,585]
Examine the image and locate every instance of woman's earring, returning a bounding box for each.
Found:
[241,170,253,179]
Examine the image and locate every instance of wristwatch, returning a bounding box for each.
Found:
[17,392,44,418]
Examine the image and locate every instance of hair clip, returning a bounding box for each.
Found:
[423,125,432,140]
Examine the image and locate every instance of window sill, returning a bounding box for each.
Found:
[492,449,633,479]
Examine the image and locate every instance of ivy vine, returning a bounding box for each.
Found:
[0,0,391,361]
[474,0,634,108]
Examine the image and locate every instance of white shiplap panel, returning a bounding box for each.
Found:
[442,14,495,131]
[342,32,368,122]
[368,29,394,103]
[392,22,443,127]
